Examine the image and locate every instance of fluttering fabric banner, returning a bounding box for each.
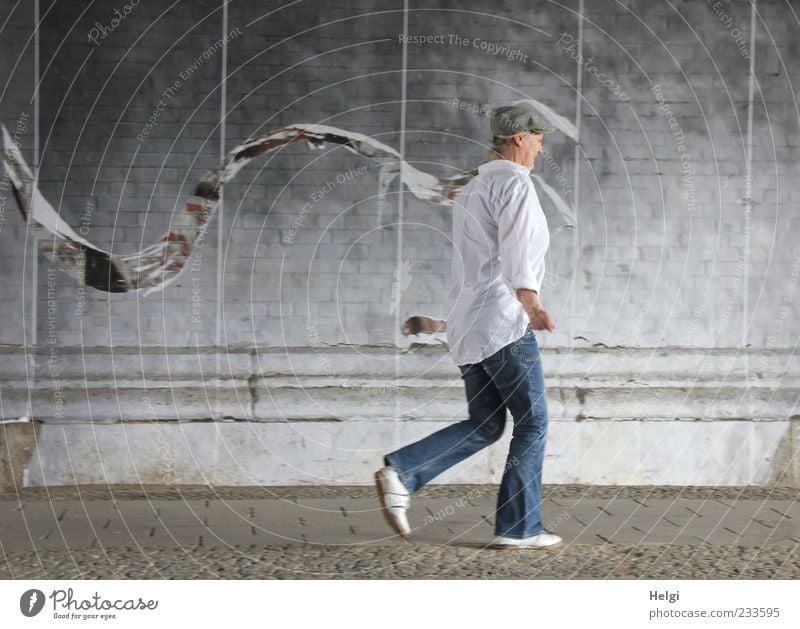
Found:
[1,100,575,298]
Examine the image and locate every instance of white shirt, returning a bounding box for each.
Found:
[447,160,550,366]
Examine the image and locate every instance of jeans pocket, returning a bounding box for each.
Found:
[518,334,540,363]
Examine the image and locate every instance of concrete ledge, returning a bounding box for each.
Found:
[2,345,798,486]
[1,345,797,422]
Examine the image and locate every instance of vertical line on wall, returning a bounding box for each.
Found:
[217,1,229,382]
[393,0,409,425]
[33,0,39,171]
[394,1,409,346]
[28,0,41,416]
[212,0,229,476]
[30,0,40,350]
[569,0,584,346]
[743,0,756,374]
[744,0,758,481]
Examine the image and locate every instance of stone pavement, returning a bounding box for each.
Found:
[1,485,798,579]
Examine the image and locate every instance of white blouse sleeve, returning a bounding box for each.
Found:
[495,177,550,293]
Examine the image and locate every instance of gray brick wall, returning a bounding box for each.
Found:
[2,0,798,351]
[0,1,36,345]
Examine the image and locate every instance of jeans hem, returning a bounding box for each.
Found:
[494,530,543,540]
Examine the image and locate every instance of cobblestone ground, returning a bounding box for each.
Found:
[1,485,798,579]
[3,543,799,580]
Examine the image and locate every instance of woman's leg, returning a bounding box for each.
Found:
[384,362,507,493]
[481,329,549,538]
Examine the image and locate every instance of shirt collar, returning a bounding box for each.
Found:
[477,159,531,175]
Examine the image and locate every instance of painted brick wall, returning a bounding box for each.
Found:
[0,1,36,346]
[2,0,798,351]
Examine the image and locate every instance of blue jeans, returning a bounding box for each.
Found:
[384,326,549,539]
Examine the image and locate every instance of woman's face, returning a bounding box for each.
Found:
[521,133,544,170]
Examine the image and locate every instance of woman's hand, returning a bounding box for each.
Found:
[516,288,556,332]
[529,307,556,332]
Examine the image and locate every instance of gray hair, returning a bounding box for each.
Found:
[484,135,515,163]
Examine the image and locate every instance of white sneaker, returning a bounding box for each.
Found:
[375,466,411,538]
[491,531,562,549]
